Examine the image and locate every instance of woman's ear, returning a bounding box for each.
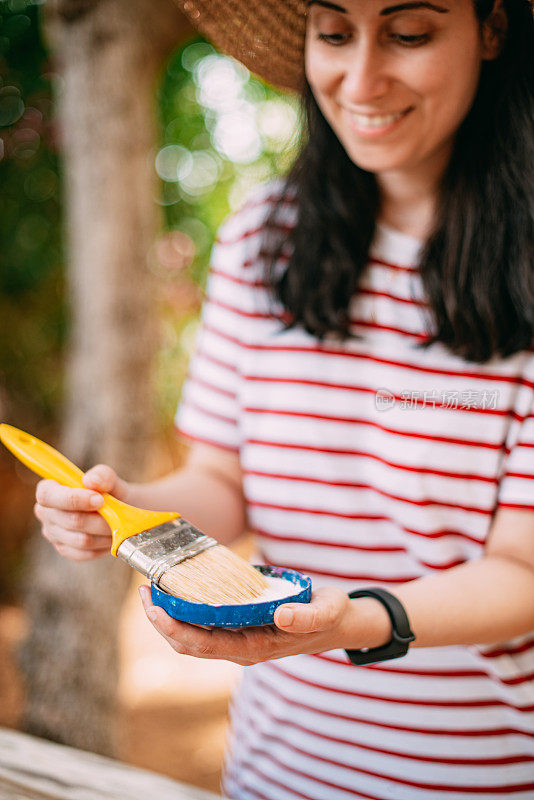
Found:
[481,0,508,61]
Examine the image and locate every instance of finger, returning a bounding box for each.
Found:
[82,464,118,493]
[140,595,188,639]
[140,602,206,653]
[274,588,346,633]
[140,593,284,661]
[36,506,111,536]
[54,543,109,561]
[138,587,231,658]
[138,586,190,638]
[274,603,315,632]
[138,584,153,610]
[42,522,111,550]
[82,465,130,502]
[138,586,173,633]
[36,479,104,512]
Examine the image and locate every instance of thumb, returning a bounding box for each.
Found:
[82,464,130,500]
[274,588,347,633]
[274,602,324,634]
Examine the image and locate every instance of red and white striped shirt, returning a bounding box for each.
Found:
[175,181,534,800]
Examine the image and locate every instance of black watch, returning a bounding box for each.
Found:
[344,587,416,665]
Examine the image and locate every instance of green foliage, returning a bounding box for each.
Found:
[0,0,64,426]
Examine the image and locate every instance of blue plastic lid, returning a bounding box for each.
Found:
[150,565,312,627]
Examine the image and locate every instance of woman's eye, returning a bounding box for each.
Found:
[391,33,430,46]
[316,32,351,45]
[316,31,430,47]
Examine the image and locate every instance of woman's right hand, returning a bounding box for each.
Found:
[33,465,131,561]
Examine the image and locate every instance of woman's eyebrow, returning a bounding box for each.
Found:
[380,2,450,14]
[306,1,450,13]
[307,1,348,11]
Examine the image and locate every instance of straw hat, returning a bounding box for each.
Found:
[176,0,307,93]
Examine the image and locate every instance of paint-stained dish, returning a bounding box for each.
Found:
[150,565,312,627]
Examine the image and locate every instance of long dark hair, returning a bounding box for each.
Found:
[263,0,534,363]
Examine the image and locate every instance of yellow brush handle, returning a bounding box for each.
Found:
[0,423,180,556]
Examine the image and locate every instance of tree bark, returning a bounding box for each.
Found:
[19,0,194,756]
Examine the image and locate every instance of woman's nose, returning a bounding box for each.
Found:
[341,39,390,104]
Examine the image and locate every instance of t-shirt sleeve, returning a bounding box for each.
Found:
[174,179,288,452]
[174,216,245,452]
[497,373,534,512]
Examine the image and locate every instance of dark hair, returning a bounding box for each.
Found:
[262,0,534,363]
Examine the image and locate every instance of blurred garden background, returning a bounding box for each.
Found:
[0,0,301,792]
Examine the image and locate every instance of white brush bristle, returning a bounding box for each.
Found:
[158,545,269,605]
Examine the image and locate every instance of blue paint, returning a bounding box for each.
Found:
[150,565,312,627]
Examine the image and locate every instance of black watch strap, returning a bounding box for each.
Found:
[345,587,416,665]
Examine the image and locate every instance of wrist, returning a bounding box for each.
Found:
[339,596,392,650]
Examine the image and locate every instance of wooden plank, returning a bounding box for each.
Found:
[0,728,222,800]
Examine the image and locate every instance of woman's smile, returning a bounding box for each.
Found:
[342,105,414,137]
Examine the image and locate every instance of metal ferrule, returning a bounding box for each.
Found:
[116,518,217,586]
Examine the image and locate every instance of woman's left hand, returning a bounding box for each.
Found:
[138,584,363,665]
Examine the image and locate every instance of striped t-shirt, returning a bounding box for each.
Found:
[175,181,534,800]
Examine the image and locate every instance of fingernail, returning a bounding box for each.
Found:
[277,608,294,627]
[147,609,157,622]
[90,494,103,508]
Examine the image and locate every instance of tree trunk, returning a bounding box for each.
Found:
[19,0,193,756]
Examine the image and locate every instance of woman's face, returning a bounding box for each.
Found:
[305,0,497,179]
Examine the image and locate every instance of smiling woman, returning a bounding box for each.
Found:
[32,1,534,799]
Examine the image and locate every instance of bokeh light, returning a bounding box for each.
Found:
[148,230,196,278]
[194,54,249,113]
[23,166,56,201]
[179,149,221,197]
[257,99,299,153]
[214,109,262,164]
[155,144,193,183]
[0,86,24,126]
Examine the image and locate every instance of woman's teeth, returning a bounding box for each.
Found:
[350,110,408,128]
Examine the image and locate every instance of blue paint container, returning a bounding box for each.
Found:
[150,565,312,627]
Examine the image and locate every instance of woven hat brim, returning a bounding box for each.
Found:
[176,0,307,93]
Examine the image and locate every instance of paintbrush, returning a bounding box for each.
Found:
[0,423,268,605]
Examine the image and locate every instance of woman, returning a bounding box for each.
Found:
[34,0,534,797]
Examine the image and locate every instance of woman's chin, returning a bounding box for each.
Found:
[344,146,418,175]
